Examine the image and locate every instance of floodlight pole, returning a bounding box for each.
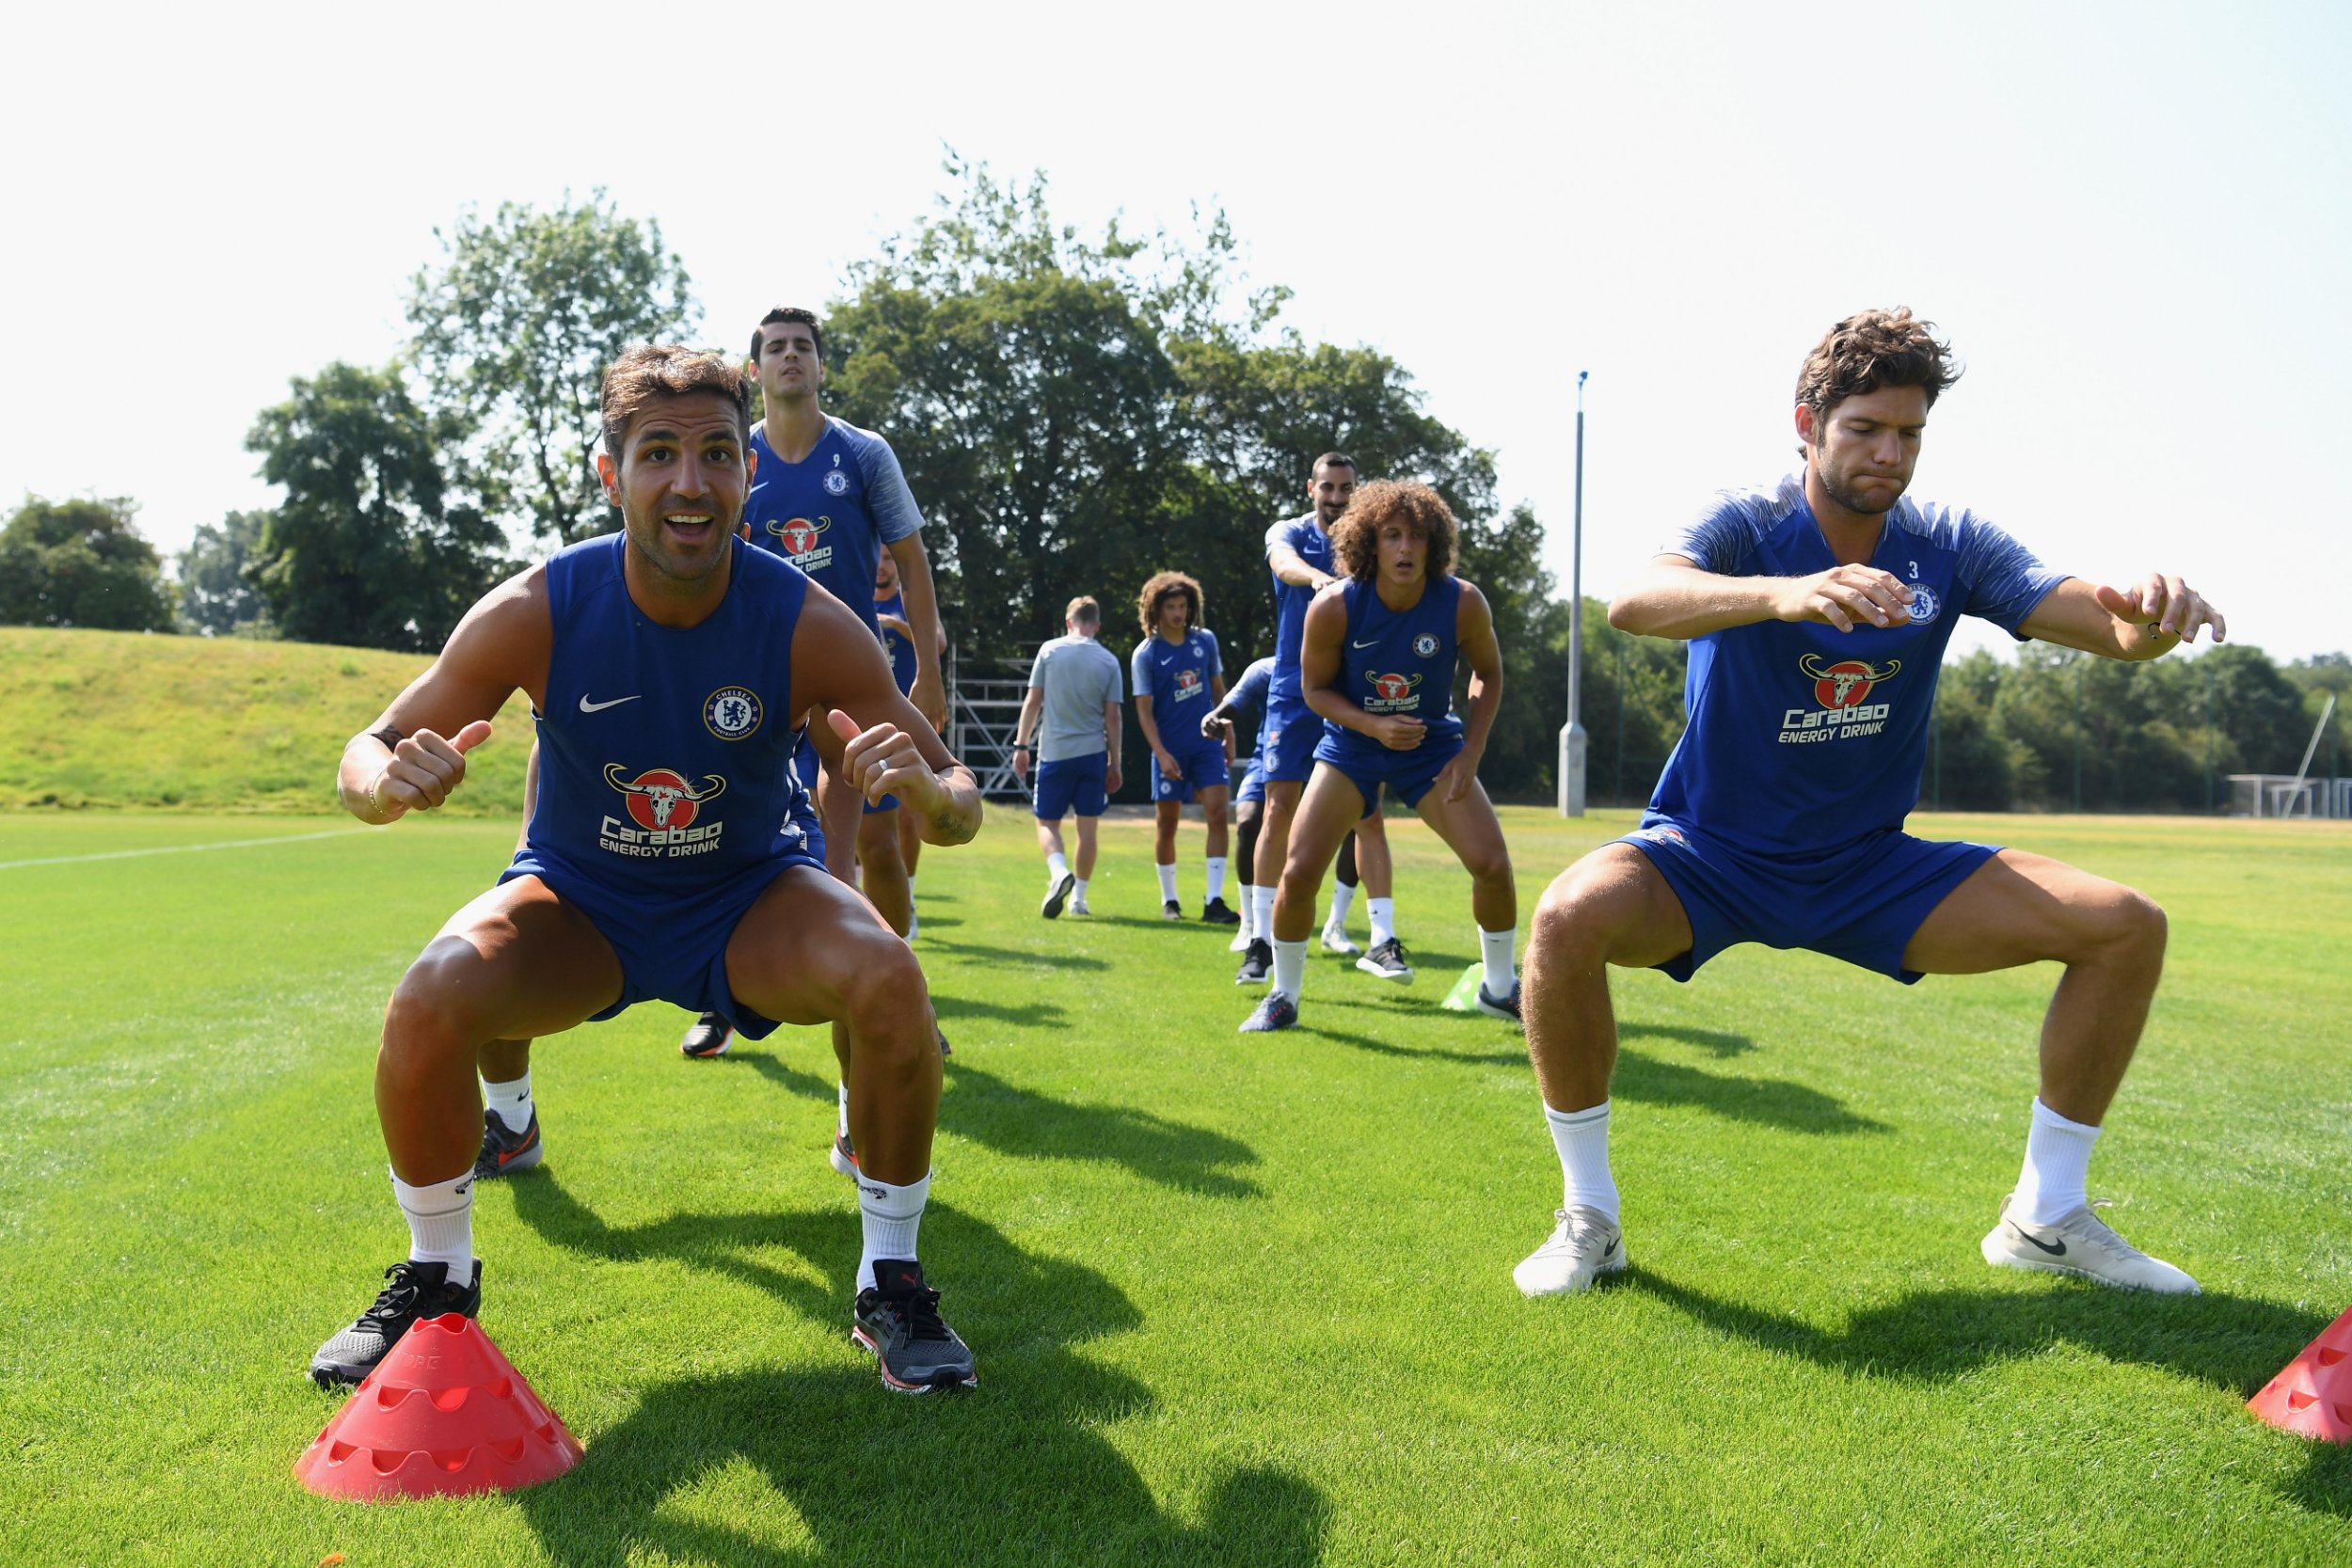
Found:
[1558,371,1590,816]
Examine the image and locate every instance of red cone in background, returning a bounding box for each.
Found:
[295,1314,584,1500]
[2248,1304,2352,1444]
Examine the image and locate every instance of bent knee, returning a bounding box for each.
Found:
[2090,886,2168,961]
[383,942,491,1059]
[1531,857,1656,963]
[838,940,931,1047]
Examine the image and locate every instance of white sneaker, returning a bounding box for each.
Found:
[1070,897,1092,917]
[1980,1196,2200,1294]
[1320,926,1361,956]
[1513,1205,1627,1296]
[1230,927,1255,953]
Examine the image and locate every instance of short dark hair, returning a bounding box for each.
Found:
[1330,480,1457,586]
[1065,595,1101,628]
[1311,451,1357,478]
[1136,570,1204,636]
[1795,308,1959,431]
[600,345,752,459]
[750,307,823,364]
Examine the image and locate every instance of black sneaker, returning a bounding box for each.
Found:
[472,1107,542,1180]
[679,1011,734,1058]
[935,1022,953,1059]
[1235,937,1273,985]
[1356,937,1415,982]
[851,1260,977,1393]
[1475,978,1523,1023]
[1041,873,1076,919]
[310,1259,482,1387]
[1162,899,1184,921]
[1201,897,1242,926]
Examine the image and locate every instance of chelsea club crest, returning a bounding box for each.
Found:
[1905,586,1940,626]
[1412,632,1439,657]
[823,469,850,497]
[704,686,763,739]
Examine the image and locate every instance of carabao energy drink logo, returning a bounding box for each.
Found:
[598,765,729,858]
[1364,672,1423,714]
[1780,654,1902,745]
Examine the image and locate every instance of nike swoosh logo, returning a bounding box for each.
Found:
[2011,1224,2066,1257]
[1351,639,1379,648]
[748,482,770,496]
[579,694,640,713]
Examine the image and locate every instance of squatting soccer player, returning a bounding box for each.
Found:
[1130,570,1240,924]
[1241,480,1521,1033]
[310,346,985,1395]
[1515,309,2224,1298]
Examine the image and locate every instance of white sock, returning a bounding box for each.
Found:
[1480,927,1518,989]
[1156,863,1178,902]
[1272,937,1308,1001]
[1327,880,1358,932]
[392,1168,475,1286]
[1073,877,1090,906]
[906,875,917,896]
[1236,883,1257,939]
[1368,897,1396,947]
[482,1070,532,1133]
[857,1169,930,1293]
[1252,883,1278,937]
[836,1080,851,1141]
[1046,851,1070,883]
[1544,1101,1618,1223]
[2013,1097,2100,1226]
[1206,856,1228,902]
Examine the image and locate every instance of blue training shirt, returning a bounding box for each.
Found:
[875,588,918,696]
[1223,656,1276,720]
[1130,627,1224,754]
[1316,577,1464,768]
[744,416,924,637]
[1263,513,1335,701]
[527,533,818,895]
[1647,474,2066,856]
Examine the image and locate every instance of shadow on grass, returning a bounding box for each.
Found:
[1621,1022,1756,1058]
[723,1050,1262,1197]
[919,937,1110,972]
[511,1198,1331,1564]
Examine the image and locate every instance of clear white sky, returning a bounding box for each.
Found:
[4,1,2345,661]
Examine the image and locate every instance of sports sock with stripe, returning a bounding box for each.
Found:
[836,1080,850,1142]
[1479,927,1518,988]
[856,1171,930,1293]
[1543,1101,1618,1223]
[392,1168,476,1287]
[2012,1097,2099,1226]
[483,1070,532,1134]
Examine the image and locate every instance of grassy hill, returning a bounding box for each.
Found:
[0,626,532,815]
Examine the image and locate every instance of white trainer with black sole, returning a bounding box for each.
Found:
[1979,1196,2200,1293]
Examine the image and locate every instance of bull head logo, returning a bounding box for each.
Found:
[1799,653,1901,710]
[767,515,829,558]
[604,764,728,831]
[1371,672,1422,702]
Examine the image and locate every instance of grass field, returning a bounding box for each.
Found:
[4,804,2350,1565]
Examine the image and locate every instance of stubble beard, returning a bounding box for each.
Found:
[1817,457,1904,517]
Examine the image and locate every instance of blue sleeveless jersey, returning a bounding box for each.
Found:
[1263,513,1334,701]
[744,417,924,637]
[876,588,918,696]
[525,533,819,896]
[1647,475,2066,856]
[1316,577,1464,768]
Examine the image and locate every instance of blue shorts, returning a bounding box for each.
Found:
[1312,732,1461,810]
[499,834,828,1040]
[1151,741,1232,803]
[1033,753,1107,819]
[1621,817,1999,985]
[1259,694,1320,785]
[1235,753,1264,805]
[794,730,898,815]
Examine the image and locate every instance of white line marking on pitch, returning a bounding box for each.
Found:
[0,827,387,870]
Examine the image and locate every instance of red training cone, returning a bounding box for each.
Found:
[295,1314,584,1500]
[2248,1305,2352,1444]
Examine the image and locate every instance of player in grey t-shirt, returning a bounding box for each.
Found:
[1012,596,1126,917]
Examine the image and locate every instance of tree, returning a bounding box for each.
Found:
[245,362,511,651]
[175,510,273,636]
[407,190,698,546]
[0,495,175,631]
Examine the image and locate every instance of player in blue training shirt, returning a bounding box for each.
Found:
[308,347,987,1397]
[1515,309,2226,1300]
[1129,571,1241,924]
[876,549,948,939]
[1239,482,1521,1035]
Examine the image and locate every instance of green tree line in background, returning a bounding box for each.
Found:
[5,160,2344,807]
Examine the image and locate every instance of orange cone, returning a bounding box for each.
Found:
[295,1314,583,1500]
[2248,1305,2352,1444]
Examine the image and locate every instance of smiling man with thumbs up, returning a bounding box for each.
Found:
[312,344,985,1397]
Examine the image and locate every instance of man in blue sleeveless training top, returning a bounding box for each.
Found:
[1239,481,1521,1035]
[1129,570,1240,924]
[308,346,987,1396]
[1514,309,2226,1300]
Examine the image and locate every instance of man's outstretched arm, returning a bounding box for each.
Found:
[2019,574,2226,661]
[1610,555,1918,641]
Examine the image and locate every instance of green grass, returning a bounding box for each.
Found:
[2,806,2349,1565]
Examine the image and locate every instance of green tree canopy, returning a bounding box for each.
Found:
[0,496,175,632]
[174,509,273,637]
[245,362,510,652]
[406,190,697,546]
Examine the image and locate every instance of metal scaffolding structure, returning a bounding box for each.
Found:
[947,649,1041,800]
